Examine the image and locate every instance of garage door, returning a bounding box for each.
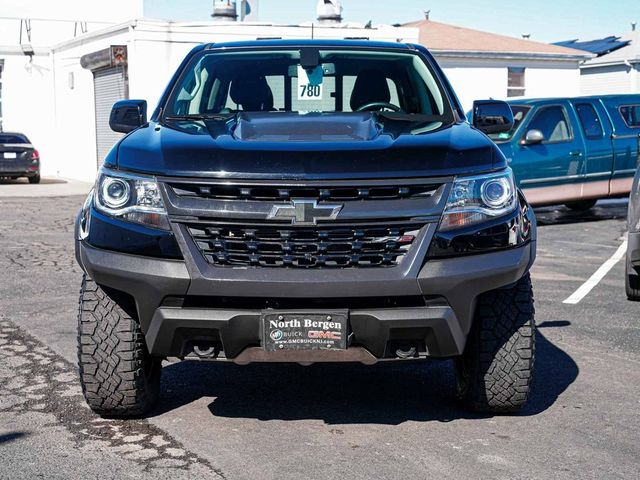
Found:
[93,66,127,167]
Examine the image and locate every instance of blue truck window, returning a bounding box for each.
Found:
[527,106,571,143]
[488,105,530,142]
[575,103,604,139]
[619,105,640,128]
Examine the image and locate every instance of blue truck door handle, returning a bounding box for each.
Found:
[569,151,583,157]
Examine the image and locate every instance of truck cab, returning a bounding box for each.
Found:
[491,95,640,210]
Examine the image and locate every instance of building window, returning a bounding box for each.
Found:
[507,67,525,97]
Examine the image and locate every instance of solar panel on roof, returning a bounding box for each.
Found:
[553,36,631,56]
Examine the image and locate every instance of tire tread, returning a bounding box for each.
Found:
[457,273,535,413]
[77,275,160,417]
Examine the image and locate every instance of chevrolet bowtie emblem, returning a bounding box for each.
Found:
[267,200,343,225]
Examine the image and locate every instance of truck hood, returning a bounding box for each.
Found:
[114,112,503,180]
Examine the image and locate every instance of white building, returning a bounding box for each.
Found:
[0,0,146,179]
[405,19,592,111]
[1,2,590,183]
[579,29,640,95]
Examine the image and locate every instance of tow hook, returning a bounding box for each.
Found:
[395,346,417,359]
[193,344,217,358]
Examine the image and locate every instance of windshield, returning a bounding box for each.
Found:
[0,134,30,144]
[489,105,531,142]
[163,48,452,121]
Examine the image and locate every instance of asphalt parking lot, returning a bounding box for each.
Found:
[0,187,638,480]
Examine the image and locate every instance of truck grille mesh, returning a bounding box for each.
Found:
[170,183,438,202]
[186,223,421,268]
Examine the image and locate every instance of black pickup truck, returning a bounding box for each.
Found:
[75,40,537,417]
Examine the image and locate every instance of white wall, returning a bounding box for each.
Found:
[437,57,582,111]
[526,66,580,98]
[49,27,133,180]
[1,54,55,170]
[441,66,507,112]
[580,64,635,95]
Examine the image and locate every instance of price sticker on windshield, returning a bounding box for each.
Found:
[297,65,323,101]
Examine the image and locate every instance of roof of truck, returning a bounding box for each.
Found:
[505,94,640,105]
[205,39,413,50]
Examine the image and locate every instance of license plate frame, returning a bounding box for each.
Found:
[262,311,348,352]
[2,152,17,159]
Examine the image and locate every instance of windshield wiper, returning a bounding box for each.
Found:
[375,112,444,123]
[164,114,233,122]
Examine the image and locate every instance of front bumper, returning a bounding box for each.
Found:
[628,232,640,268]
[76,238,535,361]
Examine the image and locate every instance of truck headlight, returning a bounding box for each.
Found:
[94,169,170,230]
[439,168,516,231]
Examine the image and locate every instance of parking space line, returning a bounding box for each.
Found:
[563,237,628,305]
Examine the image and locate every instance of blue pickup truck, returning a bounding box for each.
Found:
[488,95,640,210]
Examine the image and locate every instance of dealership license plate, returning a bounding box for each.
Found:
[262,311,348,351]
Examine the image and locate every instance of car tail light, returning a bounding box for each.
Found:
[31,150,40,161]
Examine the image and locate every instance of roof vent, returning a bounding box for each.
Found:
[317,0,343,25]
[424,10,430,20]
[632,22,637,32]
[522,33,531,39]
[212,1,237,21]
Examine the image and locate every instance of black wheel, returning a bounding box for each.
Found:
[28,174,41,184]
[455,273,535,413]
[564,199,597,211]
[625,262,640,301]
[77,275,161,418]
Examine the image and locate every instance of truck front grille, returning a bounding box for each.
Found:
[186,223,422,268]
[169,183,438,202]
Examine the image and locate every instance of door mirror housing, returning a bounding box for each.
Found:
[521,129,545,145]
[472,100,514,134]
[109,100,147,133]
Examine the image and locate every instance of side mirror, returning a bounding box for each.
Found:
[521,129,545,145]
[472,100,514,135]
[109,100,147,133]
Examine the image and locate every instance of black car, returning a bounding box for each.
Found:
[75,40,537,417]
[0,132,40,184]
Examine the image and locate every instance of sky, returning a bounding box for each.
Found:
[144,0,640,43]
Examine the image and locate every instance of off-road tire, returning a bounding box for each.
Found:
[28,174,40,184]
[77,275,161,418]
[564,199,597,211]
[625,262,640,301]
[455,273,535,413]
